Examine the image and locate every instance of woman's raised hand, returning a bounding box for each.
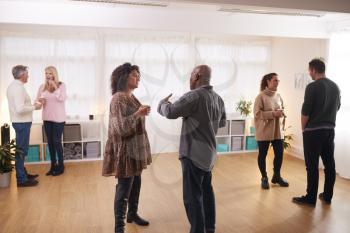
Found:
[135,105,151,117]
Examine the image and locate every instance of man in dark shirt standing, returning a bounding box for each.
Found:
[293,58,341,206]
[158,65,226,233]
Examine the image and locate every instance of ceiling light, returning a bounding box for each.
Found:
[218,8,324,18]
[71,0,168,7]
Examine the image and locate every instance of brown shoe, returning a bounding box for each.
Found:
[17,179,39,187]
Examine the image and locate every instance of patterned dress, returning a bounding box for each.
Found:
[102,92,152,178]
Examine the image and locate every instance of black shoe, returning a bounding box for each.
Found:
[52,169,64,176]
[52,166,64,176]
[271,175,289,187]
[319,193,331,204]
[17,179,39,187]
[292,196,316,206]
[27,173,39,179]
[261,177,269,189]
[46,170,54,176]
[46,164,57,176]
[127,214,149,226]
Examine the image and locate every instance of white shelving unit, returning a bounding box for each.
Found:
[216,118,258,154]
[26,118,103,164]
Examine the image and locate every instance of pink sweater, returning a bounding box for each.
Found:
[36,83,66,123]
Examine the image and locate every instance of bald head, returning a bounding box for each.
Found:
[190,65,211,90]
[196,65,211,84]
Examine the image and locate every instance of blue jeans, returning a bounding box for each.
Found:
[12,122,32,184]
[44,121,65,171]
[181,158,216,233]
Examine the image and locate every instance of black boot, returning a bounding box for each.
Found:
[46,164,56,176]
[261,176,270,189]
[52,163,64,176]
[126,176,149,226]
[271,174,289,187]
[115,184,128,233]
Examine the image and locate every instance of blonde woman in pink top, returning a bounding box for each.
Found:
[37,66,66,176]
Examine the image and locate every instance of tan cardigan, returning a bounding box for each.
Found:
[253,88,285,141]
[102,92,152,178]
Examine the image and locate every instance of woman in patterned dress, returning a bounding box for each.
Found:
[102,63,152,233]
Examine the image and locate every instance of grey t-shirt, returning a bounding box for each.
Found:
[302,78,341,130]
[158,86,226,172]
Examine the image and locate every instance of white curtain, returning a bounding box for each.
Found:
[0,35,98,121]
[0,27,271,154]
[328,32,350,179]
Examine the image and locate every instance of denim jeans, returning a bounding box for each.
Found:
[44,121,65,171]
[181,157,215,233]
[12,122,32,184]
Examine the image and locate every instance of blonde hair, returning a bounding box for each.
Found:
[44,66,61,92]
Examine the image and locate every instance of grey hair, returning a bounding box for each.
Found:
[12,65,28,79]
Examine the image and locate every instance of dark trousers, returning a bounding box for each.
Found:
[44,121,65,171]
[303,129,336,202]
[12,122,32,184]
[181,158,215,233]
[257,139,284,177]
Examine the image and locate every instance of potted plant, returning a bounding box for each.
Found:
[283,126,294,150]
[0,140,18,188]
[235,99,253,117]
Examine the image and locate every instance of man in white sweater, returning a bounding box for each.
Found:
[7,65,42,187]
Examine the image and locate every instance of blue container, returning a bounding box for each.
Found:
[250,126,256,134]
[217,144,229,152]
[45,145,51,161]
[246,136,258,150]
[45,144,58,161]
[25,145,40,162]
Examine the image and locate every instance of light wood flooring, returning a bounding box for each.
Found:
[1,152,350,233]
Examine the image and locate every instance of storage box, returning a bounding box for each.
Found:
[250,126,255,134]
[83,141,101,158]
[217,143,229,152]
[217,120,230,136]
[45,144,51,161]
[231,136,243,151]
[246,136,258,150]
[63,124,82,142]
[231,120,245,135]
[26,145,40,162]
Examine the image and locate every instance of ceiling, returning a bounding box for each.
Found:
[0,0,349,38]
[174,0,350,14]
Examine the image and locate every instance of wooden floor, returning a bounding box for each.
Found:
[1,152,350,233]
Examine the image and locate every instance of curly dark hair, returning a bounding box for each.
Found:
[111,63,140,95]
[260,72,278,92]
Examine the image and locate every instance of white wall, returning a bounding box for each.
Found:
[271,37,328,158]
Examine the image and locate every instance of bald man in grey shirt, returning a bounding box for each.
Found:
[158,65,226,233]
